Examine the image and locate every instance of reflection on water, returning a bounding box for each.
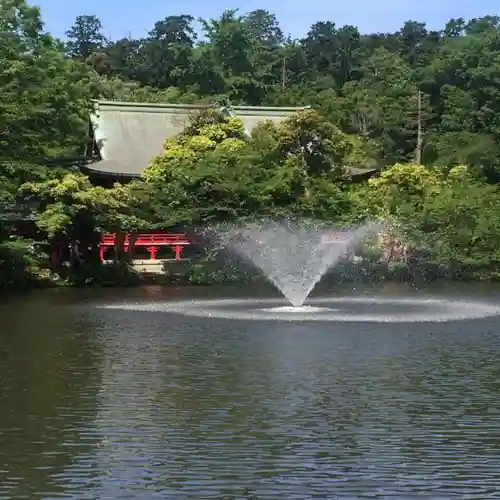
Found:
[1,286,500,497]
[0,296,102,499]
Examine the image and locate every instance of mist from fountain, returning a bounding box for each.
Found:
[216,220,380,307]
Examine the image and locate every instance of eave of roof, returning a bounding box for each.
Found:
[87,100,308,176]
[346,167,378,177]
[91,99,307,114]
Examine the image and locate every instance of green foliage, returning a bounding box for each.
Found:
[0,0,91,162]
[65,14,107,60]
[400,178,500,273]
[67,261,144,287]
[20,172,149,238]
[142,108,365,226]
[0,237,53,291]
[363,162,443,217]
[144,108,247,183]
[0,1,95,288]
[58,7,500,180]
[355,163,500,279]
[7,3,500,288]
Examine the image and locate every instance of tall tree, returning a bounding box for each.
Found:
[139,15,197,88]
[0,0,92,221]
[197,9,272,104]
[65,14,107,59]
[1,1,91,161]
[243,9,284,46]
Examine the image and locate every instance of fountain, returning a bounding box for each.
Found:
[216,219,377,308]
[99,220,500,323]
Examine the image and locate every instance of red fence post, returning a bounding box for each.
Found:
[147,246,159,260]
[173,245,183,260]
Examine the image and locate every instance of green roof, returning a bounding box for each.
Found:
[86,100,308,177]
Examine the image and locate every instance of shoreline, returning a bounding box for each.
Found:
[4,257,500,295]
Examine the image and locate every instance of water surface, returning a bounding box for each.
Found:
[1,283,500,498]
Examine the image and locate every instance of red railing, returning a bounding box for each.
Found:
[99,233,191,261]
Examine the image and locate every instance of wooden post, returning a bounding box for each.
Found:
[173,245,183,260]
[282,57,287,91]
[415,90,423,164]
[147,246,159,260]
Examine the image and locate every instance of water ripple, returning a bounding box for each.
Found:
[1,292,500,497]
[100,296,500,322]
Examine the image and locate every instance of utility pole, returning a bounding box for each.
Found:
[281,57,287,91]
[415,90,423,164]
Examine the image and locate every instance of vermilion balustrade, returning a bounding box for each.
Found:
[99,233,190,261]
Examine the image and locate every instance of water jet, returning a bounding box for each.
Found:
[216,219,379,307]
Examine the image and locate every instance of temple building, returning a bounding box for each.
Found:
[81,100,310,186]
[80,99,378,185]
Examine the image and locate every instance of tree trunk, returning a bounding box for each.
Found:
[128,233,137,261]
[114,231,126,262]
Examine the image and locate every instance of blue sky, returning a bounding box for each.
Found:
[35,0,497,40]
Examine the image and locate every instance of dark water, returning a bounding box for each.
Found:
[2,284,500,499]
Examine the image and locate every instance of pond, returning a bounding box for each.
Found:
[1,283,500,498]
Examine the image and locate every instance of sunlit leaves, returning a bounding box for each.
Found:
[20,173,148,237]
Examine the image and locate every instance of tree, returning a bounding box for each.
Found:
[138,15,197,89]
[361,162,444,218]
[105,37,143,80]
[65,14,108,60]
[337,49,432,163]
[20,173,149,245]
[195,9,277,104]
[397,21,430,67]
[142,108,366,225]
[0,1,92,161]
[420,29,500,179]
[7,4,500,284]
[0,0,92,226]
[244,9,284,46]
[143,107,248,185]
[401,173,500,277]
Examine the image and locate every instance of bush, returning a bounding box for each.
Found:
[64,261,144,287]
[0,237,53,291]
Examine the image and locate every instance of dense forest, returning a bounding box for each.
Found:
[2,0,500,290]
